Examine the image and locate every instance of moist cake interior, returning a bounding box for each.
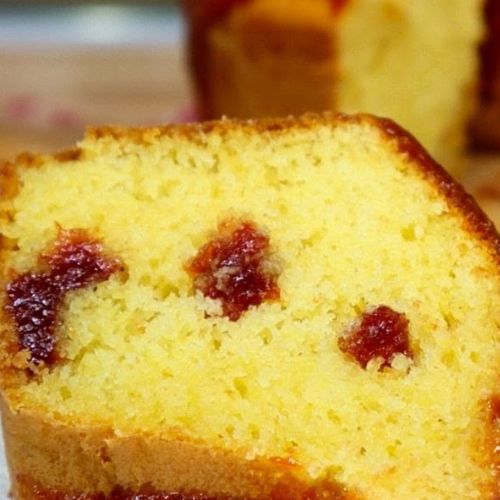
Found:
[0,116,498,498]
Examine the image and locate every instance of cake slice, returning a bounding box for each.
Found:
[0,114,498,499]
[182,0,484,173]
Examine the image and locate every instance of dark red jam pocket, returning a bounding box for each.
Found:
[187,220,280,321]
[338,305,413,370]
[5,229,122,366]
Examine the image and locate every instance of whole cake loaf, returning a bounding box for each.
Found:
[182,0,484,173]
[0,114,499,499]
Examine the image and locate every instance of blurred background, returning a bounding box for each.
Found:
[0,0,189,159]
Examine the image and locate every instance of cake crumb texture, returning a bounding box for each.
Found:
[0,114,498,499]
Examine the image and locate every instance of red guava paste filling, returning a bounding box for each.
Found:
[187,221,280,321]
[5,230,122,366]
[338,305,413,370]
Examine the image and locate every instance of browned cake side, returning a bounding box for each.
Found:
[2,400,354,500]
[471,0,500,149]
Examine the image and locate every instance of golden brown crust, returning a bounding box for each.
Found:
[1,400,354,499]
[53,148,83,164]
[11,148,83,169]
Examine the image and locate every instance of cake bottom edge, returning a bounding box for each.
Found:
[0,398,355,500]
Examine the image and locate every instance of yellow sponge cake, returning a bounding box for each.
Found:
[0,114,498,499]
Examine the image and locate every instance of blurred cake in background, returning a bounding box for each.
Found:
[182,0,484,175]
[471,0,500,149]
